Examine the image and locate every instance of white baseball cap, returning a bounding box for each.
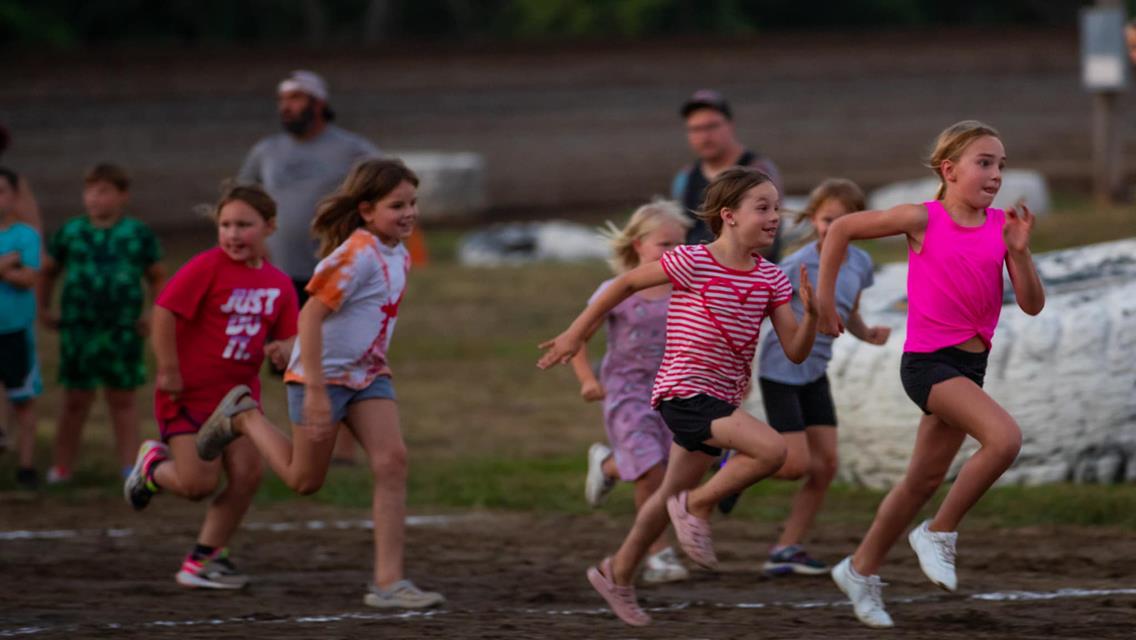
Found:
[278,70,328,102]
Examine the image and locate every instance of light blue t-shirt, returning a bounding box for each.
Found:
[758,241,873,385]
[0,222,41,333]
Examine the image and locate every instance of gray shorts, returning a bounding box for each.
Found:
[286,376,396,425]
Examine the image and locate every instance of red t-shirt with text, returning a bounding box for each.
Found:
[155,247,298,417]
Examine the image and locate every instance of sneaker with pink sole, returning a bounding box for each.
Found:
[666,491,718,569]
[586,557,650,627]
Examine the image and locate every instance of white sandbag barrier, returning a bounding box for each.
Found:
[458,220,610,266]
[868,170,1052,216]
[745,238,1136,488]
[398,151,488,223]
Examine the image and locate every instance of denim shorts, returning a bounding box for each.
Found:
[286,376,396,425]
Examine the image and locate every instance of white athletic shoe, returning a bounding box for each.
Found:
[364,580,445,609]
[908,519,958,591]
[831,556,894,628]
[585,443,615,507]
[642,547,690,585]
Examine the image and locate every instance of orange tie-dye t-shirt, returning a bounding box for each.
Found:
[284,228,409,390]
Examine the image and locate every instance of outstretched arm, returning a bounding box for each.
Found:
[1003,203,1045,316]
[768,264,818,364]
[817,204,927,336]
[538,262,669,369]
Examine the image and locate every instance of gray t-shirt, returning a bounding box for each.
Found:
[237,125,380,280]
[757,241,874,385]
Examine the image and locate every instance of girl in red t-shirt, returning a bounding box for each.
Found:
[539,168,819,626]
[123,183,299,590]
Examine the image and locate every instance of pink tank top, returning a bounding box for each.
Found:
[904,201,1006,353]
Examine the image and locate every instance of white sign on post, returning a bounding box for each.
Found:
[1081,7,1128,92]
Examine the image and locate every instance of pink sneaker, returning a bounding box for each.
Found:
[666,491,718,569]
[586,557,650,627]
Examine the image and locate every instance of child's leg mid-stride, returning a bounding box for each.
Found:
[229,408,337,495]
[347,397,445,609]
[765,426,838,576]
[685,410,787,520]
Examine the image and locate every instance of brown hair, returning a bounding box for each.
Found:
[312,158,419,257]
[601,198,691,273]
[84,163,130,191]
[798,178,865,224]
[927,120,1001,200]
[207,181,277,222]
[696,167,775,237]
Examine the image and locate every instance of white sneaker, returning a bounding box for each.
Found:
[642,547,690,585]
[831,556,894,628]
[585,443,615,507]
[364,579,445,609]
[46,466,71,486]
[908,519,958,591]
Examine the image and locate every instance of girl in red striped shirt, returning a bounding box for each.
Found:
[539,167,818,626]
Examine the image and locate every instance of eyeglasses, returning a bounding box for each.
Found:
[686,121,725,135]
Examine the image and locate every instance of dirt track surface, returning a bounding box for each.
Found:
[2,498,1134,639]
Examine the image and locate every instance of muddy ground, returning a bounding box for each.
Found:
[1,498,1133,639]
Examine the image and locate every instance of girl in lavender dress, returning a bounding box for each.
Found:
[569,199,692,585]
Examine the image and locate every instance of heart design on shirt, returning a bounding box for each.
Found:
[699,277,775,354]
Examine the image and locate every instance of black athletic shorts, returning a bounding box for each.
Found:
[0,329,31,389]
[759,375,837,433]
[657,394,736,457]
[900,347,989,415]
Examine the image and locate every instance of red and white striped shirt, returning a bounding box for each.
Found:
[652,244,792,407]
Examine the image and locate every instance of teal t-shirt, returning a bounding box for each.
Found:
[0,221,42,333]
[48,216,161,328]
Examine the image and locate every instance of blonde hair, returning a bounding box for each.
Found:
[927,120,1001,200]
[312,158,419,257]
[697,167,775,237]
[601,198,691,273]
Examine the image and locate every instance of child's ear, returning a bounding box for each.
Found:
[358,200,375,221]
[265,217,278,236]
[719,207,734,227]
[940,160,957,185]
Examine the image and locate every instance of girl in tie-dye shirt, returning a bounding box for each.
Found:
[196,159,445,610]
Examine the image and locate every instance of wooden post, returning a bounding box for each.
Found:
[1092,90,1121,206]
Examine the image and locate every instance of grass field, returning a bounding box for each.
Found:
[2,193,1134,530]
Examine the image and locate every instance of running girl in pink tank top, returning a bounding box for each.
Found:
[815,121,1046,628]
[539,168,818,627]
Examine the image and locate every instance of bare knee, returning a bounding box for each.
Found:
[983,425,1022,467]
[758,439,788,475]
[777,451,810,480]
[902,468,948,501]
[105,391,136,412]
[809,452,839,486]
[292,476,325,496]
[225,460,263,495]
[369,444,408,485]
[181,476,220,501]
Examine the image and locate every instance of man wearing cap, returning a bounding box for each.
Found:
[671,89,783,257]
[238,70,381,295]
[238,70,379,464]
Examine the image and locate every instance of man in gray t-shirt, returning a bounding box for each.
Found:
[238,70,380,291]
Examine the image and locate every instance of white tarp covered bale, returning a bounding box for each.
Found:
[398,151,488,223]
[868,170,1052,215]
[458,221,609,267]
[745,238,1136,488]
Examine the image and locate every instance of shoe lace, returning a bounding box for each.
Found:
[864,575,888,608]
[934,534,957,565]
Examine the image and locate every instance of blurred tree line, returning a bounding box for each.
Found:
[0,0,1114,48]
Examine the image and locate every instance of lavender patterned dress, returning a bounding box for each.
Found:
[590,279,672,481]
